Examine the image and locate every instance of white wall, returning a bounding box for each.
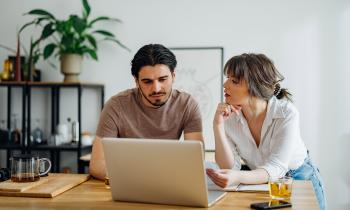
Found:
[0,0,349,209]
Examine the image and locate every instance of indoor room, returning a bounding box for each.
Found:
[0,0,349,210]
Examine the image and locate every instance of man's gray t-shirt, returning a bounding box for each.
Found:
[96,88,202,139]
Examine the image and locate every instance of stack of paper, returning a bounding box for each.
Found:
[207,177,269,192]
[205,162,269,192]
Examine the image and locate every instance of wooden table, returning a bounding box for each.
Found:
[0,179,319,210]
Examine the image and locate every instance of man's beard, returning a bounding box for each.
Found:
[138,87,172,107]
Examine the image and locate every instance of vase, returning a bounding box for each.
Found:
[60,54,82,82]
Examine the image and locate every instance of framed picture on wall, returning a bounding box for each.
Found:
[170,47,224,150]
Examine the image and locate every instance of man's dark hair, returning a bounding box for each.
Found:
[131,44,177,78]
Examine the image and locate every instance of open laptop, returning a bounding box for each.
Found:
[102,138,226,207]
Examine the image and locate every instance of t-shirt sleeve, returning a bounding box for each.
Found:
[95,98,120,137]
[183,96,203,134]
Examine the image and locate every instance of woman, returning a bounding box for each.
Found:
[206,53,326,210]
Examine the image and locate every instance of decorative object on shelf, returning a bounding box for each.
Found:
[56,123,69,144]
[21,0,129,82]
[71,121,79,143]
[32,118,44,145]
[60,54,83,83]
[49,134,63,146]
[0,39,42,82]
[0,82,104,173]
[0,120,8,144]
[81,132,94,146]
[0,59,12,81]
[8,56,25,81]
[0,44,16,81]
[10,114,21,145]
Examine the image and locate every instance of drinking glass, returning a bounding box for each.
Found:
[10,154,51,182]
[269,176,293,200]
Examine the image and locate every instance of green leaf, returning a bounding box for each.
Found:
[71,15,86,34]
[43,43,56,59]
[32,37,41,48]
[19,20,36,34]
[55,20,67,33]
[104,38,131,52]
[89,16,121,27]
[82,0,91,18]
[86,49,98,60]
[41,23,54,39]
[86,35,97,49]
[36,17,49,25]
[93,30,115,37]
[61,34,74,49]
[26,9,55,19]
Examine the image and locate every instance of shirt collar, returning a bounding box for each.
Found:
[263,96,286,128]
[267,96,286,119]
[234,96,286,125]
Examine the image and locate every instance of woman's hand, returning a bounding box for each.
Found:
[213,103,240,126]
[206,168,239,188]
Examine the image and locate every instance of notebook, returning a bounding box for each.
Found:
[207,181,269,192]
[102,138,227,207]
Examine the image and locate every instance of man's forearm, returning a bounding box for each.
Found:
[89,136,107,180]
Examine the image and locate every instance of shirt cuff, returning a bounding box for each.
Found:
[258,160,288,178]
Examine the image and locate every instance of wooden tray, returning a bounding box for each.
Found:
[0,173,90,198]
[0,177,49,192]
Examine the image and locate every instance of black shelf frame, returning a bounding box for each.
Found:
[0,82,104,173]
[0,82,27,167]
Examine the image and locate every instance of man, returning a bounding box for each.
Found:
[89,44,204,180]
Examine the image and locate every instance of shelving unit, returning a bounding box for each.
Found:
[0,81,104,173]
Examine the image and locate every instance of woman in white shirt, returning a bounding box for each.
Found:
[206,53,326,210]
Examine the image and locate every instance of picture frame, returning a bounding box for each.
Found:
[170,47,224,150]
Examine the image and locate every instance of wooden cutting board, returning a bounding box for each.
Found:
[0,173,90,198]
[0,177,49,192]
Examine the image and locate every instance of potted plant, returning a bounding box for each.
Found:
[21,0,129,82]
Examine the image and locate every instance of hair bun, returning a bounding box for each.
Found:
[274,83,282,96]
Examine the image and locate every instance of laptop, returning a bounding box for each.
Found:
[102,138,226,207]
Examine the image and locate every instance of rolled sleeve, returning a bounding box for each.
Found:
[226,132,242,170]
[231,142,242,170]
[258,109,300,178]
[259,158,288,178]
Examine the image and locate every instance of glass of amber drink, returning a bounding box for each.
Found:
[269,176,293,200]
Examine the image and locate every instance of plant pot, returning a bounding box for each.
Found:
[60,54,83,82]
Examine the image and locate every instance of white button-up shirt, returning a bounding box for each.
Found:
[224,96,307,178]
